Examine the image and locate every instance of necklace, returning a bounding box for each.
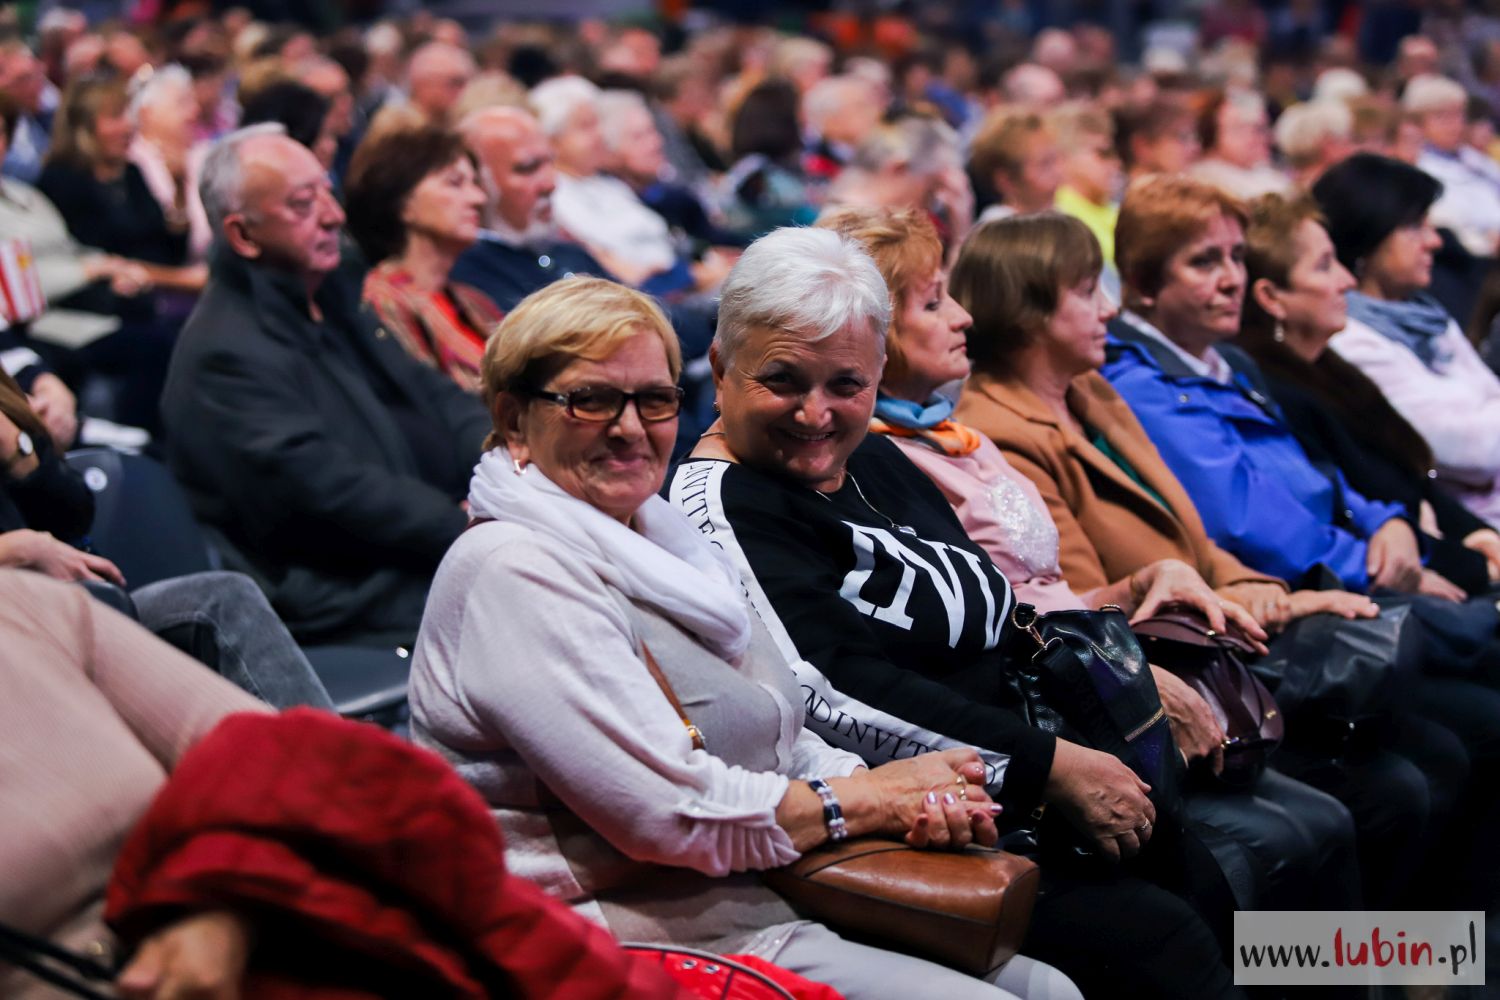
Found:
[813,471,918,536]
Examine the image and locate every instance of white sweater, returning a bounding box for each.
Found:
[1331,315,1500,524]
[409,519,861,940]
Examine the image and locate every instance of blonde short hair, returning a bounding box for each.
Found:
[969,108,1051,183]
[481,276,681,448]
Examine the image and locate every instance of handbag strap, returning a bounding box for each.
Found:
[640,640,707,752]
[0,920,117,1000]
[466,515,705,750]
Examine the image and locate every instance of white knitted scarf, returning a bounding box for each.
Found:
[466,447,752,661]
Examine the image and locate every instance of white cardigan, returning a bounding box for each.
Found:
[1330,315,1500,524]
[410,519,862,927]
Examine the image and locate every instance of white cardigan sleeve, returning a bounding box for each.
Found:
[445,533,800,876]
[789,724,867,780]
[1331,320,1500,484]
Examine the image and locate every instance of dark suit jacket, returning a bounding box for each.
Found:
[451,233,717,360]
[451,235,607,313]
[161,249,489,645]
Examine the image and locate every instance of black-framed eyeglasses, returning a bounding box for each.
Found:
[529,384,685,423]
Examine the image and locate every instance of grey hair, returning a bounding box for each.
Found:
[199,122,287,238]
[1275,100,1353,168]
[715,227,891,366]
[529,75,600,138]
[851,116,959,177]
[803,76,865,131]
[1402,73,1467,115]
[128,63,191,125]
[596,89,651,152]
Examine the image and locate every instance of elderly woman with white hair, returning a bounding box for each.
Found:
[826,116,974,254]
[598,88,743,250]
[530,76,726,293]
[1273,100,1354,189]
[1407,73,1500,257]
[127,64,213,262]
[669,227,1243,1000]
[409,273,1078,1000]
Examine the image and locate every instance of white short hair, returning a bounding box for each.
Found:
[596,89,651,152]
[128,63,191,125]
[803,76,865,131]
[199,122,287,237]
[529,75,600,138]
[715,227,890,366]
[1403,73,1468,115]
[1275,100,1353,167]
[1312,67,1369,104]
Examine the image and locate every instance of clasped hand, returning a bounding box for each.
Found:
[867,747,1002,851]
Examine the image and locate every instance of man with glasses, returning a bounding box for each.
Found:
[161,125,489,646]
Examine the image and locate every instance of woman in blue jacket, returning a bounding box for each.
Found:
[1102,175,1500,912]
[1100,175,1427,596]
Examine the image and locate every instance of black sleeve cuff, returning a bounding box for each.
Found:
[993,725,1057,822]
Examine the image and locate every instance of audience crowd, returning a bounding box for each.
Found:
[4,1,1500,997]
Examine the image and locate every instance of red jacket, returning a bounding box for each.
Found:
[105,709,693,999]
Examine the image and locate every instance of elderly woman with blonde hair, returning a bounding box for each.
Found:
[409,274,1075,1000]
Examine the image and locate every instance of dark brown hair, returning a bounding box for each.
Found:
[951,211,1103,378]
[343,125,477,264]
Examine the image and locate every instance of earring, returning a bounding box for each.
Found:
[1273,321,1286,343]
[712,400,721,414]
[512,456,528,476]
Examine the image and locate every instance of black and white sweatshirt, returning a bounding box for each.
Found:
[669,434,1057,819]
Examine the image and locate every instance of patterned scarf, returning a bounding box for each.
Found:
[870,393,984,457]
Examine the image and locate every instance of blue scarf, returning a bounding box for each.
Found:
[1345,291,1454,371]
[873,393,954,429]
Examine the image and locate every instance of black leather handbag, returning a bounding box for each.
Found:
[1003,604,1181,820]
[1255,603,1421,723]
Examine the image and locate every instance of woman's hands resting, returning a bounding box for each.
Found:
[1366,518,1423,593]
[116,910,253,1000]
[1151,666,1224,775]
[787,748,1002,854]
[1122,559,1268,653]
[0,528,125,584]
[1221,581,1379,632]
[1044,739,1155,862]
[866,749,1001,850]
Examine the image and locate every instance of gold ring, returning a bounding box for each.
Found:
[955,774,969,801]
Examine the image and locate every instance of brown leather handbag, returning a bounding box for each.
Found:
[763,839,1040,976]
[1132,608,1284,789]
[639,640,1040,977]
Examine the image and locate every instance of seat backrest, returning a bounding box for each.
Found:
[65,448,218,588]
